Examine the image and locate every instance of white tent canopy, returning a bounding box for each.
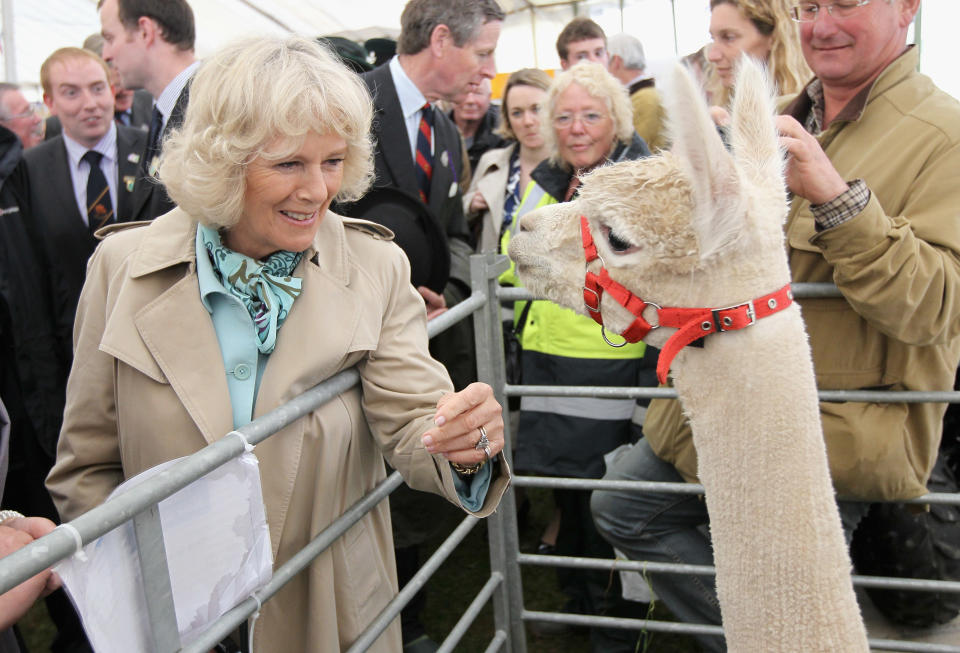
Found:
[2,0,958,100]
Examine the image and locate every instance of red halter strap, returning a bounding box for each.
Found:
[579,215,793,384]
[581,217,656,343]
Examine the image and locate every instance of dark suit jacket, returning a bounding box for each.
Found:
[130,82,190,222]
[44,89,153,140]
[355,64,473,296]
[23,124,147,352]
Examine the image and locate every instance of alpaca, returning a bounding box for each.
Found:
[507,59,869,652]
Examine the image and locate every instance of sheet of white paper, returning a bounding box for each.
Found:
[55,452,273,652]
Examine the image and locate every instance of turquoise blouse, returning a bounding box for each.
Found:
[194,227,491,509]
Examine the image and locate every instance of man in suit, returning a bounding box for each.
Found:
[349,0,503,378]
[98,0,198,222]
[24,47,146,353]
[45,32,153,141]
[338,2,504,650]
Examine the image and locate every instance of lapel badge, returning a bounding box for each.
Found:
[440,150,449,167]
[123,175,136,192]
[448,181,458,198]
[127,152,141,164]
[148,156,160,178]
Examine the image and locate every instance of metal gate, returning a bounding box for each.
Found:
[1,253,959,652]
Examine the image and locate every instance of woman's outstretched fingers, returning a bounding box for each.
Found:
[422,383,504,463]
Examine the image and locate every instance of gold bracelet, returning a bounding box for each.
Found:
[450,460,486,476]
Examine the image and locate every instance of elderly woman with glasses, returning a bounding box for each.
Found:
[45,36,510,652]
[499,61,653,650]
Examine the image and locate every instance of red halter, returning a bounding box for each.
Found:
[580,215,793,384]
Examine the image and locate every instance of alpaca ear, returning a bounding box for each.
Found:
[728,56,783,193]
[666,63,743,261]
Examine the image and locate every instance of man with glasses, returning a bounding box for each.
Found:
[0,84,43,150]
[592,0,960,650]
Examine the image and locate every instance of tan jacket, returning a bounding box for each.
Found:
[46,208,510,652]
[644,47,960,500]
[630,85,666,153]
[463,143,516,254]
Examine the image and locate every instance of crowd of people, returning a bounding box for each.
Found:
[1,0,957,652]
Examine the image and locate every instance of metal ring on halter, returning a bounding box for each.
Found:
[601,325,629,348]
[645,302,663,329]
[582,286,601,313]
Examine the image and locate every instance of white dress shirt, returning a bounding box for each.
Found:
[62,123,118,226]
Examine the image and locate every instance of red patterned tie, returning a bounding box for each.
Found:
[415,103,434,203]
[82,150,114,233]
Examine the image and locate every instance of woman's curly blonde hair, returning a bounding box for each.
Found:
[707,0,812,107]
[541,62,635,170]
[158,35,375,228]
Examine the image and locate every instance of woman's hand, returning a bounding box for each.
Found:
[417,286,448,320]
[469,192,489,213]
[0,516,60,630]
[421,383,504,466]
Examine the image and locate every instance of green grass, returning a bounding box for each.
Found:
[18,600,56,651]
[421,486,701,653]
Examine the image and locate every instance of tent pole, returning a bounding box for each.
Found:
[530,7,539,69]
[914,4,922,71]
[2,0,16,82]
[671,0,679,56]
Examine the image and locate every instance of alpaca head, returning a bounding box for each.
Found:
[508,57,790,349]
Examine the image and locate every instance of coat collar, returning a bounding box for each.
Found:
[782,45,918,126]
[113,207,359,444]
[126,206,353,286]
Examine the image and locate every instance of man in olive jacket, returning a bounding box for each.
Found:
[593,0,960,645]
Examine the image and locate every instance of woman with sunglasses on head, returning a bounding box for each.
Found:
[706,0,811,107]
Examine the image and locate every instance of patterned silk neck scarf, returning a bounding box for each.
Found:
[199,224,304,354]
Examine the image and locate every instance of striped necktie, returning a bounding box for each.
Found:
[415,103,434,203]
[82,150,113,233]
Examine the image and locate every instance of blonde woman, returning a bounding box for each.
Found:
[46,36,510,652]
[706,0,811,106]
[463,68,552,253]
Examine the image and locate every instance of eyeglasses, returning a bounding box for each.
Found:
[790,0,871,22]
[553,111,608,129]
[0,102,42,122]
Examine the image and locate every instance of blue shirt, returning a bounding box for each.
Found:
[194,227,491,508]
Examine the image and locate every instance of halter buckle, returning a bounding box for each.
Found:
[711,300,755,332]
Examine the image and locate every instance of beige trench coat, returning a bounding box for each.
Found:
[46,208,511,652]
[463,143,515,254]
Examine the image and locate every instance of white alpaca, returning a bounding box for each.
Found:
[508,59,869,652]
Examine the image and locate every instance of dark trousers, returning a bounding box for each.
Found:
[554,488,645,653]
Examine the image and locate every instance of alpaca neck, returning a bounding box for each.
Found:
[669,309,869,653]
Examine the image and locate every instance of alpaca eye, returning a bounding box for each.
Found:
[607,230,634,252]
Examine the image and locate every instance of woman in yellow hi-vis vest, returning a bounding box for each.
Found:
[499,62,656,651]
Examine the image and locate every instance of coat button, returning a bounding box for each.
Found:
[233,363,252,380]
